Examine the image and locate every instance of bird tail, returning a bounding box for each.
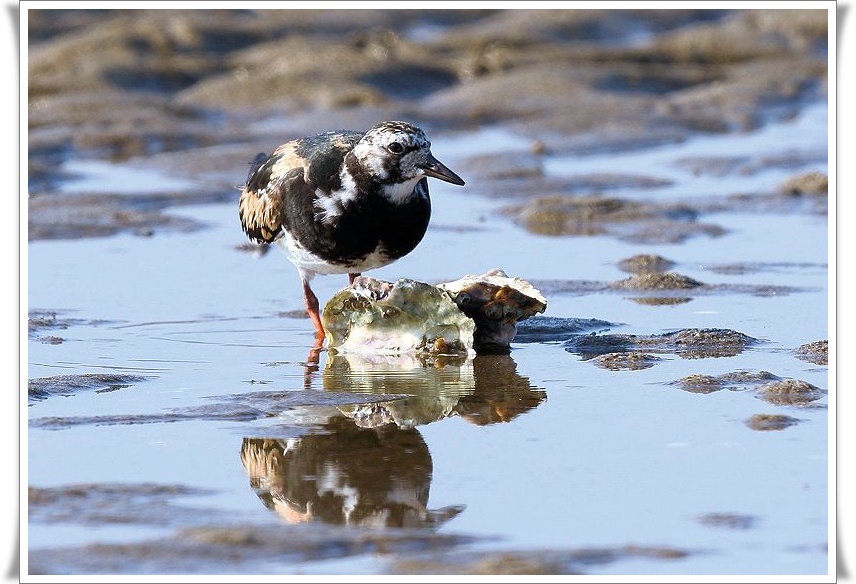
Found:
[247,152,268,184]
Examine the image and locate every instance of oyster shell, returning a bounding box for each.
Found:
[321,277,476,356]
[321,269,547,355]
[438,268,547,353]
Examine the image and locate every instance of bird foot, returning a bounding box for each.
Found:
[307,336,324,365]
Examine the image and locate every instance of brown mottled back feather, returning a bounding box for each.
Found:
[239,186,284,245]
[238,134,362,246]
[238,143,304,244]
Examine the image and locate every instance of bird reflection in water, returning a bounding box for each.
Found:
[241,352,545,528]
[241,420,464,529]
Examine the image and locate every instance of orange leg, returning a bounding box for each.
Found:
[303,336,323,389]
[302,279,325,340]
[348,272,361,285]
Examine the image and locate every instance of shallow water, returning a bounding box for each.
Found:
[26,102,829,576]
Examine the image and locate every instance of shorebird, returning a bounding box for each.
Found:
[239,121,465,341]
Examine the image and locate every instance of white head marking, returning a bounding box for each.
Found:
[352,121,433,187]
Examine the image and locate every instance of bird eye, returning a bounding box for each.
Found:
[387,142,405,154]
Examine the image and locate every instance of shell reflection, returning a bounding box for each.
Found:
[324,353,546,428]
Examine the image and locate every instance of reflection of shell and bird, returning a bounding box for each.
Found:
[324,353,547,428]
[240,418,464,529]
[240,354,544,527]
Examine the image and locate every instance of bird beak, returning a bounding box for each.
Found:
[421,154,466,186]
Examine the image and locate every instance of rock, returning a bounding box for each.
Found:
[757,379,825,406]
[744,414,802,431]
[610,271,705,290]
[617,253,676,274]
[794,339,828,365]
[778,171,828,196]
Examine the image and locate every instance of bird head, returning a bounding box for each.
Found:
[352,121,465,192]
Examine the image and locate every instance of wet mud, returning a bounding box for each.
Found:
[28,373,150,403]
[529,260,814,299]
[29,482,692,576]
[672,370,827,407]
[27,8,826,240]
[498,169,827,243]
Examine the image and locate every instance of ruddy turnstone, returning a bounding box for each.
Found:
[239,120,465,341]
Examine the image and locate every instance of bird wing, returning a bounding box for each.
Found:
[238,132,362,245]
[239,143,301,244]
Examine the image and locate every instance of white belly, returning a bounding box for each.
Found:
[276,233,393,279]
